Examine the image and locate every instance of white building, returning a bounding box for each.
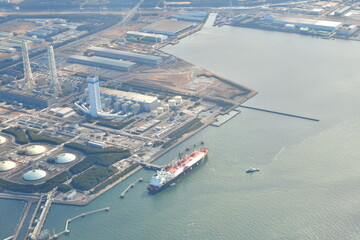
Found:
[87,76,102,117]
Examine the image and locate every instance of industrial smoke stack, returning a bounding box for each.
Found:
[48,45,61,96]
[87,76,102,117]
[21,41,35,91]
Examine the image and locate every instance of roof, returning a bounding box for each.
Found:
[315,20,342,28]
[87,47,162,62]
[55,153,76,164]
[101,87,158,104]
[126,31,168,39]
[23,169,47,181]
[0,161,16,172]
[141,19,195,34]
[69,55,136,68]
[25,145,47,156]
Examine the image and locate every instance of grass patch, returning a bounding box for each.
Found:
[91,163,139,194]
[71,166,116,191]
[96,119,136,130]
[26,129,65,145]
[2,127,29,144]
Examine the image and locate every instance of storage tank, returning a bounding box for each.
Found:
[174,96,182,104]
[122,101,132,113]
[156,107,164,114]
[25,145,47,156]
[55,153,77,164]
[113,100,124,112]
[162,104,169,110]
[0,161,16,172]
[131,103,141,114]
[151,110,158,117]
[0,136,6,145]
[23,169,47,181]
[168,99,176,107]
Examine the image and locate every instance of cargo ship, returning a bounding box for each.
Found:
[147,148,209,194]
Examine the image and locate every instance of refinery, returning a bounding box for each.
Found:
[1,0,358,239]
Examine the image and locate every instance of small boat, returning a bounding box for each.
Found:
[246,167,260,173]
[170,183,176,187]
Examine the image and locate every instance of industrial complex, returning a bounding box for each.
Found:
[86,47,164,65]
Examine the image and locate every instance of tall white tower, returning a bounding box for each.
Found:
[87,76,102,117]
[21,41,35,91]
[48,45,61,96]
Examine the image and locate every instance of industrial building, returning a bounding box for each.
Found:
[86,47,163,66]
[101,87,160,112]
[337,24,358,36]
[141,19,197,36]
[68,55,137,72]
[270,16,342,31]
[126,31,168,42]
[0,87,56,108]
[171,12,208,22]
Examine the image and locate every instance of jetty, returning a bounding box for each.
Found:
[120,178,143,198]
[239,105,320,122]
[50,207,110,239]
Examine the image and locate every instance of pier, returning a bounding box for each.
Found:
[49,207,110,239]
[139,162,164,170]
[28,192,54,240]
[120,178,144,198]
[239,105,320,122]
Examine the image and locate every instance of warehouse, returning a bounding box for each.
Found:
[101,87,160,112]
[0,87,55,108]
[126,31,168,42]
[86,47,163,66]
[271,16,342,31]
[141,19,196,36]
[68,55,136,72]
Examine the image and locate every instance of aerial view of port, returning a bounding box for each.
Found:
[0,0,359,239]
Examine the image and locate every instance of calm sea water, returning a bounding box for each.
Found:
[1,18,360,240]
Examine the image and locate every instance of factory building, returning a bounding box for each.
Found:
[141,19,196,36]
[101,87,160,112]
[86,47,163,66]
[126,31,168,42]
[0,87,56,108]
[68,55,136,72]
[270,16,342,31]
[336,24,358,36]
[171,12,208,22]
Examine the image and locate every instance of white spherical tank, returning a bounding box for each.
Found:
[25,145,47,156]
[0,136,7,145]
[168,99,176,107]
[55,153,77,164]
[174,96,182,104]
[23,169,47,181]
[0,161,16,172]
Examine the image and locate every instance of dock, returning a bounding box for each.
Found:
[49,207,110,239]
[120,178,144,198]
[211,110,240,127]
[239,105,320,122]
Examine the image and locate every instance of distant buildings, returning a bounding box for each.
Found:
[125,31,168,42]
[86,47,163,66]
[271,16,342,31]
[68,55,137,72]
[141,19,196,36]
